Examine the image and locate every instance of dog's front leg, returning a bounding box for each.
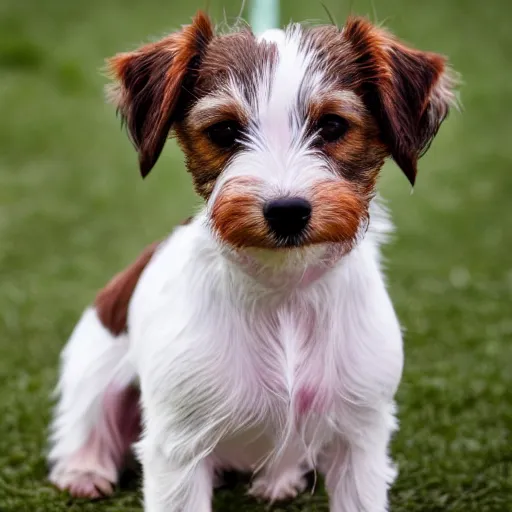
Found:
[135,351,229,512]
[138,428,215,512]
[321,408,397,512]
[135,368,221,512]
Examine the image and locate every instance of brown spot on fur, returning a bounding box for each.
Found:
[194,30,278,105]
[186,99,251,132]
[211,177,270,248]
[307,91,388,186]
[107,11,214,177]
[174,30,278,198]
[175,113,236,198]
[95,242,160,336]
[307,180,366,246]
[211,177,365,250]
[94,217,193,336]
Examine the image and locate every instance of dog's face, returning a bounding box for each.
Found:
[108,12,456,251]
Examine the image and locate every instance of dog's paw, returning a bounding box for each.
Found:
[51,469,115,499]
[248,467,307,503]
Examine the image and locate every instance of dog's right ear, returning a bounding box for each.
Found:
[343,17,458,186]
[107,11,214,177]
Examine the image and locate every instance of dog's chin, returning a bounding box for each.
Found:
[233,241,332,272]
[216,223,361,272]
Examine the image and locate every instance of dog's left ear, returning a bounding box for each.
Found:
[343,17,458,185]
[107,11,214,177]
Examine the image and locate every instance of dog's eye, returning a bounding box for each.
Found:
[205,120,241,149]
[316,114,349,143]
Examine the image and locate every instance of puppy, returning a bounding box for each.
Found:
[48,11,457,511]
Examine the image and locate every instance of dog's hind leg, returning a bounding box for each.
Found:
[48,307,140,498]
[48,241,159,498]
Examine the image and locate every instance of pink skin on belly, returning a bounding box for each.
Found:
[296,385,327,417]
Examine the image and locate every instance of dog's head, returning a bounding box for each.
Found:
[108,11,457,252]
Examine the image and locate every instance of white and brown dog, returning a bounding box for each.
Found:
[48,11,457,511]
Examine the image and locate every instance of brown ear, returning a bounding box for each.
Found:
[343,17,458,185]
[107,11,214,177]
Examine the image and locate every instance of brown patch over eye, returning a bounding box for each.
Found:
[173,29,278,199]
[174,100,248,198]
[306,92,388,184]
[308,92,366,127]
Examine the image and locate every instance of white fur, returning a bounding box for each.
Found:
[49,202,402,510]
[125,202,402,512]
[48,308,137,489]
[48,309,134,461]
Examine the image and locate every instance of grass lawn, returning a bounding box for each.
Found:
[0,0,511,510]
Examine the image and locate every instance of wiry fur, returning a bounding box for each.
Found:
[131,206,401,512]
[48,11,457,512]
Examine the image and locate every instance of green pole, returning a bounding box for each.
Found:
[249,0,280,34]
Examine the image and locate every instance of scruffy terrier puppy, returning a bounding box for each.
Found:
[48,11,457,511]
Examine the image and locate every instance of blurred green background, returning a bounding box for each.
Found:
[0,0,511,510]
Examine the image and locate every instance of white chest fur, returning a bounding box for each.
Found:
[129,209,403,482]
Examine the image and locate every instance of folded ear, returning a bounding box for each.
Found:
[107,11,214,177]
[343,17,458,185]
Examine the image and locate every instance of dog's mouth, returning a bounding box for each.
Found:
[271,233,309,249]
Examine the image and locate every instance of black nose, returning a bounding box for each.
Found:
[263,197,312,239]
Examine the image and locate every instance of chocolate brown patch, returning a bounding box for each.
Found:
[95,217,193,336]
[306,92,388,189]
[341,17,451,184]
[210,177,270,248]
[95,242,160,336]
[107,11,214,177]
[194,30,278,106]
[307,180,366,247]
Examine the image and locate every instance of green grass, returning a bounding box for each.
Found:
[0,0,511,510]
